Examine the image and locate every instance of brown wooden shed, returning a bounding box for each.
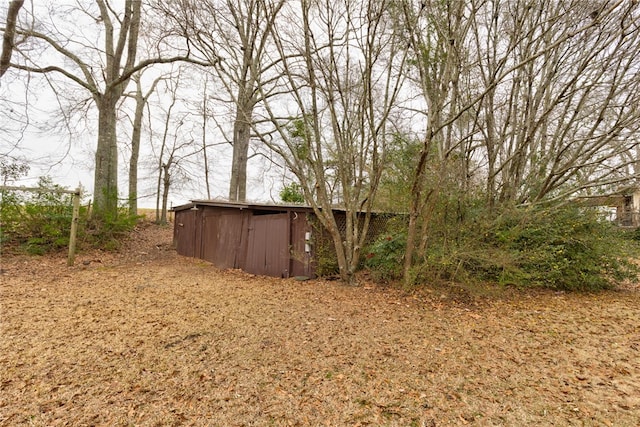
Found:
[172,201,317,278]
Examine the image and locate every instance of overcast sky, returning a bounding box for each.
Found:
[0,0,298,209]
[1,61,287,210]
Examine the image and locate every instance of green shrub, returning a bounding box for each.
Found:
[364,232,406,282]
[365,199,638,291]
[1,176,140,254]
[0,191,23,244]
[280,182,305,204]
[85,207,141,250]
[416,205,638,291]
[1,177,76,253]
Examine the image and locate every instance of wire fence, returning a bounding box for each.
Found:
[309,211,406,275]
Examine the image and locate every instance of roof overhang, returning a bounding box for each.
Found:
[171,199,312,213]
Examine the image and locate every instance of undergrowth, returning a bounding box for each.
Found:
[364,204,639,292]
[1,177,139,254]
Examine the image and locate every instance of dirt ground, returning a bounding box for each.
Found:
[1,222,639,426]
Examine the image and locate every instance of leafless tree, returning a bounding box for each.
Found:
[124,71,165,216]
[399,0,640,282]
[4,0,208,220]
[148,66,208,224]
[471,0,640,206]
[253,0,408,284]
[156,0,286,202]
[200,74,213,199]
[398,0,474,280]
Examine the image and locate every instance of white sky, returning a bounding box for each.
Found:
[0,0,293,209]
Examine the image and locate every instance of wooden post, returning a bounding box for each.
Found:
[67,187,81,266]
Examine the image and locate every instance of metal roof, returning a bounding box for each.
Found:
[171,199,404,215]
[171,199,312,212]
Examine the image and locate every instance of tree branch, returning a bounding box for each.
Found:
[0,0,25,78]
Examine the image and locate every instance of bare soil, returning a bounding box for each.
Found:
[1,222,639,426]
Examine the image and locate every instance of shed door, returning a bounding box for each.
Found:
[174,209,197,257]
[245,213,290,277]
[202,210,245,269]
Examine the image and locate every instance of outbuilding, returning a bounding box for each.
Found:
[172,200,394,279]
[172,200,319,278]
[576,187,640,227]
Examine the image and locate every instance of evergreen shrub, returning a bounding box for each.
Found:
[365,202,638,291]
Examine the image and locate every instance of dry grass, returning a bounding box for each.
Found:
[1,223,639,426]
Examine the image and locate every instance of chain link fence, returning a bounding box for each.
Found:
[310,211,406,275]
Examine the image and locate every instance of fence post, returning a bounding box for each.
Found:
[67,186,81,266]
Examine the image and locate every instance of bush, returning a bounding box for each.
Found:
[280,182,305,204]
[419,205,639,291]
[1,176,140,254]
[1,177,77,254]
[364,201,638,292]
[364,232,406,282]
[85,207,140,250]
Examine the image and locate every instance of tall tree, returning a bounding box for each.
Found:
[472,0,640,206]
[6,0,206,220]
[399,0,640,282]
[157,0,285,202]
[201,74,213,199]
[254,0,408,284]
[125,71,164,216]
[399,0,473,281]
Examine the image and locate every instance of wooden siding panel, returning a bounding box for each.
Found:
[174,210,197,257]
[246,213,290,277]
[201,209,245,269]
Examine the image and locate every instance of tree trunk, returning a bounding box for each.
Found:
[331,229,354,284]
[202,78,211,199]
[128,80,145,216]
[228,99,251,202]
[160,162,171,224]
[403,142,430,285]
[93,95,119,219]
[0,0,24,78]
[154,164,162,223]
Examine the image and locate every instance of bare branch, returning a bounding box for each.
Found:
[0,0,24,78]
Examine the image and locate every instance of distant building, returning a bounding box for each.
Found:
[616,190,640,227]
[577,188,640,227]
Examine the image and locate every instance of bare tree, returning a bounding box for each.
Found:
[399,0,640,282]
[157,0,285,202]
[399,0,474,281]
[201,74,213,199]
[472,0,640,206]
[5,0,207,220]
[253,0,408,284]
[124,71,164,216]
[149,66,206,224]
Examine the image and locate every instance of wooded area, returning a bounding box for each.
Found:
[2,0,640,285]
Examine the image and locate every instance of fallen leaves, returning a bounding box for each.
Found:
[1,223,639,426]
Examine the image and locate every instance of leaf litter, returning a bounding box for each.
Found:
[1,222,639,426]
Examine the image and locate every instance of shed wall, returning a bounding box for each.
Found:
[245,213,290,277]
[201,207,249,269]
[174,209,198,257]
[173,204,317,278]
